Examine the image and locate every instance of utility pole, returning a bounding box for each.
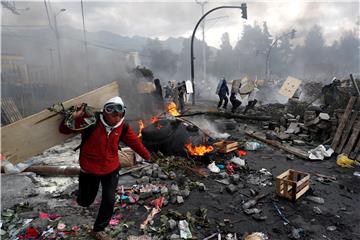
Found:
[53,9,66,88]
[265,29,296,80]
[47,48,55,83]
[190,4,247,105]
[195,0,208,89]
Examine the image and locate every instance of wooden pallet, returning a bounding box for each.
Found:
[213,140,238,153]
[331,96,360,158]
[276,169,310,201]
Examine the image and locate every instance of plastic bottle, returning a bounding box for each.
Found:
[245,141,264,151]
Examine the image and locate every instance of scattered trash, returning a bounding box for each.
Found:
[140,208,160,230]
[313,206,322,214]
[306,196,325,204]
[354,171,360,177]
[245,141,264,151]
[208,162,221,173]
[326,226,337,231]
[128,235,152,240]
[273,202,290,225]
[225,163,236,175]
[336,154,357,168]
[289,227,305,239]
[230,157,246,167]
[244,232,268,240]
[308,145,334,160]
[178,220,192,239]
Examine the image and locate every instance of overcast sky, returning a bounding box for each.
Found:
[2,0,359,48]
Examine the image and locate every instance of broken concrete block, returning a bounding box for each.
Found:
[230,174,240,184]
[285,122,300,134]
[319,113,330,120]
[293,140,305,146]
[219,172,229,179]
[168,219,177,230]
[177,196,184,204]
[226,184,238,194]
[180,188,190,198]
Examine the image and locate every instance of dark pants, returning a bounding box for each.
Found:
[230,93,241,113]
[77,169,119,232]
[217,94,228,109]
[243,99,257,114]
[178,95,185,113]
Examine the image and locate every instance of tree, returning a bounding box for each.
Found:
[209,32,237,79]
[140,38,178,79]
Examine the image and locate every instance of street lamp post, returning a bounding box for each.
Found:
[53,9,66,86]
[265,29,295,80]
[190,4,247,105]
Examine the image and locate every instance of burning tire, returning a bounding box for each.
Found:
[141,119,204,156]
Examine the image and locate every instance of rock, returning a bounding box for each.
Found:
[252,214,267,221]
[152,164,159,170]
[285,123,300,134]
[216,179,230,185]
[230,174,240,184]
[168,219,177,230]
[180,188,190,198]
[170,234,181,240]
[244,208,261,215]
[289,227,304,239]
[306,196,325,204]
[226,184,238,194]
[160,186,169,195]
[313,206,322,214]
[151,169,159,178]
[177,196,184,204]
[158,172,168,180]
[137,176,150,184]
[197,182,206,191]
[319,113,330,120]
[293,140,305,146]
[219,172,229,179]
[278,133,291,141]
[327,226,336,231]
[170,184,180,195]
[145,169,153,176]
[169,171,176,180]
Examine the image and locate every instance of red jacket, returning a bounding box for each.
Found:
[59,116,151,175]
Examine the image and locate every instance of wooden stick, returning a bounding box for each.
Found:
[246,131,309,160]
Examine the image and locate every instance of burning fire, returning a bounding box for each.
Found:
[166,102,180,117]
[138,120,145,137]
[184,143,214,156]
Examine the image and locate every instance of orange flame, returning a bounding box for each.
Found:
[166,102,180,116]
[138,120,145,137]
[184,143,214,156]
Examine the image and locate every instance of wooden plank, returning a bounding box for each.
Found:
[331,97,357,150]
[343,120,360,155]
[349,138,360,159]
[336,109,358,153]
[1,81,119,164]
[245,131,309,159]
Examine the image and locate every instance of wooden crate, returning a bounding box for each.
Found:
[276,169,310,201]
[213,140,238,153]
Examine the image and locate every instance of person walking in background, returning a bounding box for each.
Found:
[153,78,164,110]
[216,77,229,111]
[177,81,186,113]
[230,80,242,113]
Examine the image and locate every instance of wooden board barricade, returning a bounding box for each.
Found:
[213,140,238,153]
[276,169,310,201]
[331,96,360,159]
[1,81,119,165]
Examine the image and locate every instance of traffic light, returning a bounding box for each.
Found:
[241,3,247,19]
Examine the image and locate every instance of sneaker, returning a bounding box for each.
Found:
[91,231,111,240]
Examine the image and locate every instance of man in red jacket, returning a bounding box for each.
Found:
[60,96,151,240]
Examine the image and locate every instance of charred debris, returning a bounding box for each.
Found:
[1,75,360,240]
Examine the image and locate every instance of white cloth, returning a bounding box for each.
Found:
[100,113,124,136]
[308,145,334,160]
